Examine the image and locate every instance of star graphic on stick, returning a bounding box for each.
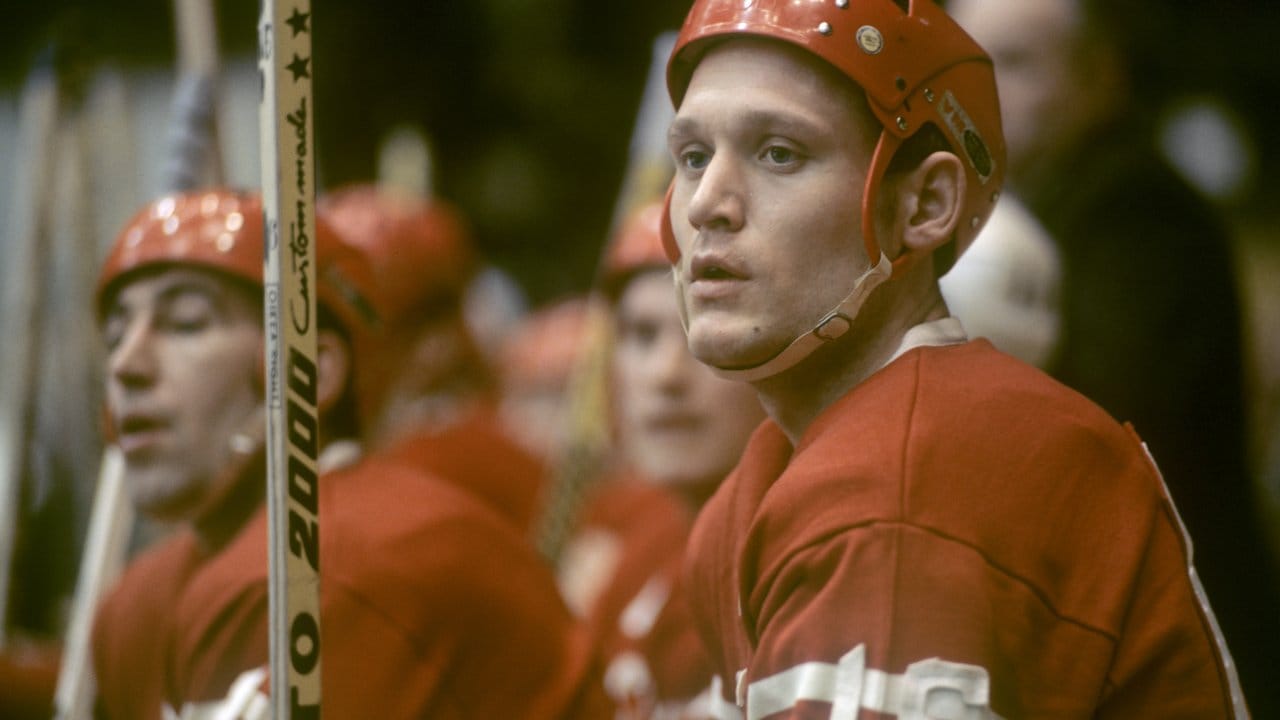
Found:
[287,53,310,82]
[286,8,311,36]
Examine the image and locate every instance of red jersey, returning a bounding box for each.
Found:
[92,529,203,720]
[166,452,610,719]
[566,478,715,718]
[380,403,547,532]
[687,340,1246,719]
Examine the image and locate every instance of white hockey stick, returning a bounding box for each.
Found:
[259,1,323,715]
[52,447,132,720]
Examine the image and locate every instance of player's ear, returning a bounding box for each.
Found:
[315,328,352,417]
[894,150,966,254]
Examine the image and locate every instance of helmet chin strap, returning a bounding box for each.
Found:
[672,252,893,383]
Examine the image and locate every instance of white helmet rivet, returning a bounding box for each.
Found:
[742,0,754,8]
[991,191,1000,203]
[154,196,177,220]
[923,88,936,103]
[896,116,908,131]
[835,0,849,8]
[817,21,833,36]
[970,216,981,228]
[855,25,884,55]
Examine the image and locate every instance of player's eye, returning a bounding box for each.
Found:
[680,148,711,172]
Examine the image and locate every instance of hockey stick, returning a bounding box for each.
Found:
[52,4,224,709]
[0,51,61,651]
[164,0,225,190]
[49,70,150,720]
[52,448,132,720]
[534,32,678,564]
[259,1,323,715]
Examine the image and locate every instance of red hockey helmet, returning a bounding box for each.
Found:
[319,184,484,428]
[600,201,670,299]
[97,188,380,343]
[661,0,1005,273]
[320,184,477,328]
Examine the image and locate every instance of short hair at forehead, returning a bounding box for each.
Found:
[99,263,261,324]
[680,36,881,155]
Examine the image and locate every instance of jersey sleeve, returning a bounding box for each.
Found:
[734,513,1242,719]
[737,523,1101,719]
[319,482,611,720]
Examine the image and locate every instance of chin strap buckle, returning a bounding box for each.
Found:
[815,314,852,342]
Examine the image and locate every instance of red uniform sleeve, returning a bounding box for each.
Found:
[384,406,548,532]
[692,343,1245,719]
[92,532,201,720]
[321,470,610,719]
[166,462,611,719]
[735,516,1238,719]
[1096,493,1245,718]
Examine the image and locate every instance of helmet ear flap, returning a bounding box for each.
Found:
[660,181,682,263]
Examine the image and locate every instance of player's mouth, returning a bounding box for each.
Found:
[116,413,171,456]
[689,251,748,300]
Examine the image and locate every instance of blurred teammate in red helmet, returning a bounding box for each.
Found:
[498,295,592,462]
[661,0,1247,717]
[92,188,608,719]
[91,188,369,719]
[320,183,549,532]
[556,201,764,718]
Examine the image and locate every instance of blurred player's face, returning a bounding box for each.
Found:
[950,0,1100,185]
[102,268,262,520]
[667,39,875,373]
[613,271,763,489]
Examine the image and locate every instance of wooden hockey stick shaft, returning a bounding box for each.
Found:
[164,0,225,190]
[259,1,323,716]
[534,32,679,563]
[52,448,132,720]
[51,3,223,709]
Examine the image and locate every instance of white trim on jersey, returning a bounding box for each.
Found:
[720,644,1002,720]
[709,675,745,720]
[1138,441,1249,719]
[619,573,673,639]
[164,666,270,720]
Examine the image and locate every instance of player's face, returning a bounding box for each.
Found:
[102,268,262,520]
[667,39,875,372]
[612,270,763,487]
[950,0,1092,183]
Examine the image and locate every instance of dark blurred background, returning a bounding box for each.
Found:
[2,0,1277,302]
[2,0,697,303]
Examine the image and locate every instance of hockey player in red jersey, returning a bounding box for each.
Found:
[320,183,549,533]
[91,188,370,720]
[661,0,1248,717]
[92,188,608,718]
[557,201,765,718]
